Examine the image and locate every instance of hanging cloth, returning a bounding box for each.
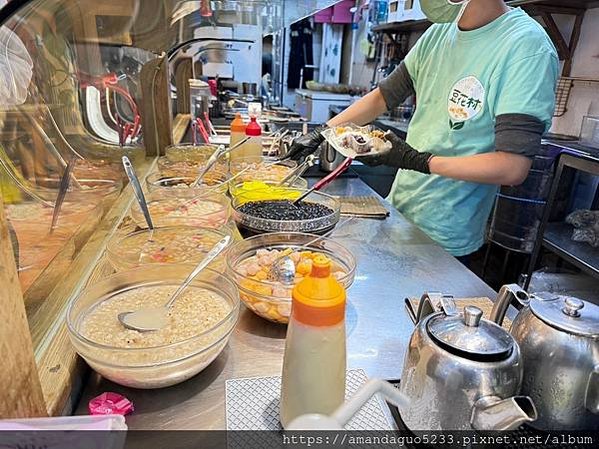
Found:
[287,19,314,89]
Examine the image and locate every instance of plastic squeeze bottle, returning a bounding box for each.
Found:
[229,113,246,161]
[240,116,262,162]
[280,255,347,429]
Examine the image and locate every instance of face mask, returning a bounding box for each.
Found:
[420,0,470,23]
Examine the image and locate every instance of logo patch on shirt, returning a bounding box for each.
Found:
[448,76,485,130]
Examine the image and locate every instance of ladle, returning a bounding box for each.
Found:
[118,235,231,332]
[267,217,353,284]
[49,158,76,234]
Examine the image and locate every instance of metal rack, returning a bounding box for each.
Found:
[372,0,598,117]
[523,151,599,290]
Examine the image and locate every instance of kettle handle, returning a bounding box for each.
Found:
[585,365,599,415]
[404,292,456,325]
[331,379,409,427]
[490,284,530,326]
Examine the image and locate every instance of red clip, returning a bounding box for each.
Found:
[196,117,210,143]
[313,157,353,190]
[131,114,141,139]
[101,73,119,86]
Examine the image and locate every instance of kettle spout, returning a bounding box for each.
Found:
[471,396,537,431]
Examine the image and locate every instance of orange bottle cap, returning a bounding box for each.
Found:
[291,255,346,327]
[230,113,246,133]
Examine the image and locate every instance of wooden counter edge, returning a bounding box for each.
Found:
[31,160,153,415]
[0,193,47,418]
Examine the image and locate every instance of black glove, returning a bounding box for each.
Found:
[285,126,327,161]
[356,132,433,174]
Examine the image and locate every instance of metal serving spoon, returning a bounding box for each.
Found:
[122,156,154,230]
[180,158,286,208]
[118,235,231,332]
[49,158,76,234]
[191,136,251,187]
[267,217,353,284]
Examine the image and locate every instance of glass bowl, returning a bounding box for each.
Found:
[84,144,145,165]
[6,178,121,292]
[131,191,231,229]
[34,177,122,203]
[161,144,226,177]
[165,144,221,163]
[157,157,228,178]
[146,171,229,195]
[228,178,309,202]
[106,226,233,272]
[73,159,126,181]
[229,157,297,183]
[6,178,122,235]
[231,188,340,235]
[67,264,240,388]
[226,232,356,323]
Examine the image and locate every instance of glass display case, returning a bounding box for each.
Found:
[0,0,153,358]
[0,0,345,418]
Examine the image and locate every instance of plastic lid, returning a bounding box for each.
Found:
[427,306,514,359]
[245,116,262,136]
[291,255,346,327]
[230,113,246,133]
[530,293,599,338]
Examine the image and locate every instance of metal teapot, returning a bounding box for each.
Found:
[491,285,599,430]
[399,293,537,431]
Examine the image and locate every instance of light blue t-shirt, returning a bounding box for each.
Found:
[387,7,558,256]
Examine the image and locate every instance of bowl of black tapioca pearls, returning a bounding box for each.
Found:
[231,188,341,236]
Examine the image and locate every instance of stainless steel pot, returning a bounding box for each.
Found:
[491,285,599,430]
[399,293,536,431]
[319,141,345,172]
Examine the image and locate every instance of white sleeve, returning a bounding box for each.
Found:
[0,26,33,106]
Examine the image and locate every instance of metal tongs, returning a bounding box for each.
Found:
[293,157,353,204]
[278,154,316,186]
[267,129,290,157]
[191,136,251,187]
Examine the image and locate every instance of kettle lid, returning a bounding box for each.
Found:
[427,306,514,359]
[530,293,599,338]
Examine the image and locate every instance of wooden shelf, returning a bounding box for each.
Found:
[372,19,430,34]
[510,0,599,9]
[372,0,598,34]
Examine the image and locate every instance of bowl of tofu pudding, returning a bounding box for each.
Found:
[130,191,231,229]
[67,264,240,388]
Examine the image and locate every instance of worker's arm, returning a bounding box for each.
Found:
[356,114,544,186]
[328,61,415,127]
[327,88,388,127]
[429,151,532,186]
[286,62,414,160]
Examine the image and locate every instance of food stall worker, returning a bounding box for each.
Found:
[288,0,558,260]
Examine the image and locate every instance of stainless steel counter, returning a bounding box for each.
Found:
[75,177,496,429]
